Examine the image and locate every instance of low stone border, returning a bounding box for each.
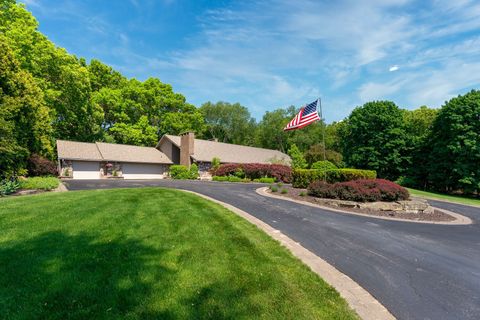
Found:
[180,189,395,320]
[257,187,472,225]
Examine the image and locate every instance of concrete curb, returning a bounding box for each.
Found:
[180,189,395,320]
[257,187,472,226]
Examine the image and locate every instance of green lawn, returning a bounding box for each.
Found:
[407,188,480,207]
[0,188,357,319]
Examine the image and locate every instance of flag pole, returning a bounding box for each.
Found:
[319,98,327,182]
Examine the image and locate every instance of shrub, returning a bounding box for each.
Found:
[307,181,336,198]
[189,163,199,179]
[311,160,337,171]
[307,179,409,202]
[212,163,292,183]
[281,188,288,194]
[19,177,59,191]
[212,176,229,182]
[270,185,278,192]
[292,169,377,188]
[234,168,245,178]
[170,165,198,180]
[212,176,250,183]
[27,154,57,177]
[253,177,275,183]
[299,191,306,197]
[211,157,221,170]
[0,179,20,196]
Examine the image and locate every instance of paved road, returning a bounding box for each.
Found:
[64,179,480,320]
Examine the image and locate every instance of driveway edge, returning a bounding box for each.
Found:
[257,187,472,225]
[180,189,395,320]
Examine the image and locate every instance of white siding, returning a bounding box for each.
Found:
[122,163,167,179]
[72,161,100,179]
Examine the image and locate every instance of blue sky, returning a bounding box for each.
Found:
[22,0,480,122]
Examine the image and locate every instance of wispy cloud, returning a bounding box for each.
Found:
[24,0,480,121]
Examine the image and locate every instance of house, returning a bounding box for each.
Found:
[57,132,290,179]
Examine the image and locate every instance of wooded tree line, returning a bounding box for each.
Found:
[1,1,479,194]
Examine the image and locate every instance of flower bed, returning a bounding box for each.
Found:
[263,185,456,222]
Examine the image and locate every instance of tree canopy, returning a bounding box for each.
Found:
[341,101,409,180]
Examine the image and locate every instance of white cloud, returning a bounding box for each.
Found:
[389,65,399,72]
[29,0,480,121]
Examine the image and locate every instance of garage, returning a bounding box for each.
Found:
[122,163,167,179]
[72,161,101,179]
[57,140,173,180]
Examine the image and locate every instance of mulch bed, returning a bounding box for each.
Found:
[270,185,455,222]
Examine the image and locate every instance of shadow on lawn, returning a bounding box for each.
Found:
[0,231,175,319]
[0,231,267,320]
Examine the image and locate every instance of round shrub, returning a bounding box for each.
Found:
[307,179,409,202]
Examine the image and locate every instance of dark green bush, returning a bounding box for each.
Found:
[292,169,377,188]
[281,188,288,194]
[270,185,278,192]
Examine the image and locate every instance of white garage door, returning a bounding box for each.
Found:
[122,163,166,179]
[72,161,100,179]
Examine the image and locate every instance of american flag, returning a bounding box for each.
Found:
[283,99,321,131]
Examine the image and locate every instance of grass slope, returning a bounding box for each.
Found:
[0,188,357,319]
[407,188,480,207]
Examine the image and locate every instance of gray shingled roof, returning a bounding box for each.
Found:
[161,135,291,164]
[57,140,173,164]
[57,140,103,161]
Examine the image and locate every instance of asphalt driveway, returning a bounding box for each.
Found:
[63,179,480,320]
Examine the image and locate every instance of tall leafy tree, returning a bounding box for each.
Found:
[427,90,480,193]
[0,35,52,174]
[0,0,103,141]
[200,101,256,145]
[341,101,408,180]
[402,106,438,188]
[255,108,291,153]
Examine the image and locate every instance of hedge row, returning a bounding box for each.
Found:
[211,163,292,183]
[292,169,377,188]
[308,179,409,202]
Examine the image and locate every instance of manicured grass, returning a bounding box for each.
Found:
[0,188,357,319]
[19,176,59,191]
[407,188,480,207]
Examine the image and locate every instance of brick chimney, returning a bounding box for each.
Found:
[180,132,194,167]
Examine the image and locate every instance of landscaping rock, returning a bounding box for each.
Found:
[314,198,358,208]
[358,202,404,211]
[397,200,429,213]
[423,206,435,214]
